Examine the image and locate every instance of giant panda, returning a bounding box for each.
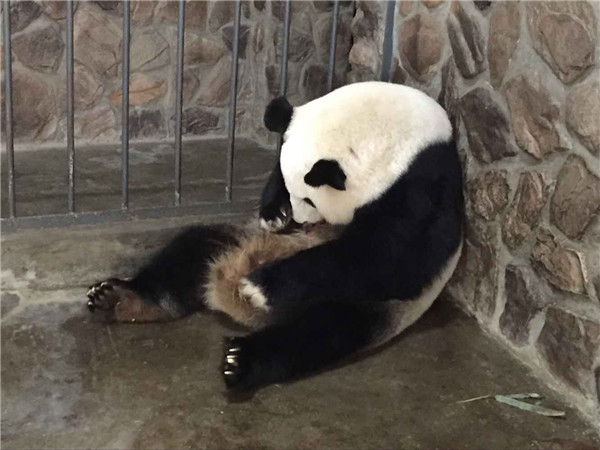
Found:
[86,81,464,391]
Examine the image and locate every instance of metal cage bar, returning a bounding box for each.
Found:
[3,1,16,218]
[276,0,292,153]
[380,0,396,82]
[2,0,389,232]
[326,0,340,92]
[121,1,130,209]
[66,0,75,213]
[173,0,185,206]
[225,0,242,202]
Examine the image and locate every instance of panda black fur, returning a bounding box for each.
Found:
[86,81,464,391]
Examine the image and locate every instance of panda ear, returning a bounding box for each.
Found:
[304,159,346,191]
[264,97,294,133]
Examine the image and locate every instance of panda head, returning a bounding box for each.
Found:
[264,82,453,226]
[264,96,350,225]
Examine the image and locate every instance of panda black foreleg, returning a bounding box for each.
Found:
[222,301,394,391]
[258,161,292,232]
[86,224,240,323]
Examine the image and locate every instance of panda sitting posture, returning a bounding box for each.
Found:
[86,81,464,391]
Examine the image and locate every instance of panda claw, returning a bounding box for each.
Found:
[86,278,128,312]
[222,337,256,390]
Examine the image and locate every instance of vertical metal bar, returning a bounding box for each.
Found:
[276,0,292,154]
[326,0,340,93]
[66,0,75,213]
[121,0,130,209]
[225,0,241,202]
[380,0,396,82]
[174,0,185,206]
[3,1,16,218]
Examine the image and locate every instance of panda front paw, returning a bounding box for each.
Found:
[239,277,270,311]
[259,199,292,232]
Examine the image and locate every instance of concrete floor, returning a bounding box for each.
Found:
[2,140,599,448]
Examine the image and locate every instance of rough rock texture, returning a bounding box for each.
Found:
[423,0,445,8]
[447,1,487,79]
[74,65,104,108]
[12,22,64,73]
[41,1,73,20]
[504,75,564,160]
[9,1,42,32]
[73,6,122,76]
[502,172,547,250]
[531,229,586,295]
[196,58,232,107]
[314,12,353,65]
[222,24,251,59]
[300,64,329,101]
[500,265,547,345]
[468,170,510,221]
[155,0,206,28]
[131,1,156,25]
[538,308,600,395]
[526,2,597,84]
[459,88,516,163]
[208,1,239,32]
[399,13,443,81]
[438,58,459,134]
[390,0,600,423]
[275,28,315,64]
[109,74,166,107]
[179,108,221,135]
[5,0,355,149]
[390,59,408,85]
[566,79,600,154]
[349,39,380,74]
[184,33,227,66]
[448,221,498,319]
[129,109,165,139]
[398,1,415,17]
[130,30,170,72]
[11,68,57,141]
[73,104,117,141]
[474,1,491,11]
[488,2,519,89]
[550,155,600,240]
[182,69,200,104]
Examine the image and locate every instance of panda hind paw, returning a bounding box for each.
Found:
[222,337,256,391]
[86,278,130,312]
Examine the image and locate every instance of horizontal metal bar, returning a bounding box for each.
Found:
[3,0,16,218]
[1,201,258,233]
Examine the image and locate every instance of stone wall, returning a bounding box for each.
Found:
[1,0,354,148]
[350,0,600,424]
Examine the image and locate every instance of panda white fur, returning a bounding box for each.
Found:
[86,81,464,391]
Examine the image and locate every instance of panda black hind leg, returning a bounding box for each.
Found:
[222,301,395,391]
[86,224,240,323]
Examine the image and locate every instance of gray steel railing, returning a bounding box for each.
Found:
[1,0,395,232]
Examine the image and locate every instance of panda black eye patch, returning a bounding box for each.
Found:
[303,198,316,208]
